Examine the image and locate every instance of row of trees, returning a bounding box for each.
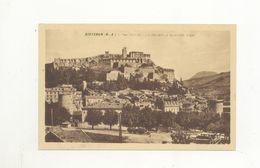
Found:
[128,77,161,90]
[84,105,230,136]
[46,102,230,136]
[85,110,118,130]
[121,105,230,135]
[45,66,106,87]
[45,102,71,125]
[45,102,119,130]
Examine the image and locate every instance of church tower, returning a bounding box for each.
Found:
[122,47,127,58]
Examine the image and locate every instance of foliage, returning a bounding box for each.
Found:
[122,105,180,131]
[175,112,190,129]
[167,81,186,95]
[206,113,230,135]
[171,131,190,144]
[128,75,161,90]
[46,65,162,91]
[100,75,128,91]
[121,104,229,133]
[102,110,118,130]
[121,105,140,127]
[159,112,176,128]
[139,107,159,130]
[154,98,164,110]
[45,102,71,125]
[85,110,103,129]
[45,66,106,87]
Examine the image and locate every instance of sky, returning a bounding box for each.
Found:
[46,27,230,79]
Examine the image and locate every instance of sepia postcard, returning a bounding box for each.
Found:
[39,24,236,150]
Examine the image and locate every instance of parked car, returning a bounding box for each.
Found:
[127,127,150,135]
[194,135,211,144]
[127,127,136,133]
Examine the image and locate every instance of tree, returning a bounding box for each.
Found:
[85,110,103,129]
[176,112,190,130]
[198,112,220,130]
[219,113,230,137]
[171,130,190,144]
[179,77,183,85]
[139,107,159,130]
[155,98,164,110]
[187,112,201,129]
[117,74,128,90]
[205,113,230,143]
[167,80,186,95]
[55,107,72,125]
[45,102,71,125]
[121,105,140,127]
[159,112,176,129]
[103,110,118,130]
[86,68,96,82]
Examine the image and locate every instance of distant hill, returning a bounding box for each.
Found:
[190,71,217,79]
[183,72,230,99]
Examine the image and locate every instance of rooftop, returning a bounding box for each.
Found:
[164,101,179,107]
[46,127,93,143]
[83,101,123,110]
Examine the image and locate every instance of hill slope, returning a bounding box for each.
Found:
[190,71,217,79]
[183,72,230,99]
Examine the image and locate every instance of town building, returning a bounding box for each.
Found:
[51,47,176,83]
[223,101,230,114]
[208,99,224,115]
[139,64,155,80]
[82,101,123,122]
[135,101,155,109]
[162,69,175,82]
[91,80,104,86]
[53,55,103,70]
[181,102,195,112]
[45,85,82,115]
[53,58,88,69]
[82,81,87,91]
[106,70,121,81]
[123,65,136,80]
[163,101,180,114]
[45,84,81,103]
[108,47,151,68]
[84,95,103,106]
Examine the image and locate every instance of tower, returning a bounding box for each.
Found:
[59,94,75,115]
[105,51,109,57]
[122,47,127,58]
[82,80,87,91]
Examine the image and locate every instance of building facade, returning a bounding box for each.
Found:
[45,84,83,115]
[84,95,103,106]
[163,69,175,82]
[164,101,180,114]
[106,70,121,81]
[45,84,81,103]
[122,65,135,80]
[208,99,224,115]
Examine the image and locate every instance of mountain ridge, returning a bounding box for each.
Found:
[189,71,218,80]
[183,71,230,99]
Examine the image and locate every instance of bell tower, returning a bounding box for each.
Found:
[122,47,127,58]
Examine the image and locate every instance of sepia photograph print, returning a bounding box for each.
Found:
[39,24,236,150]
